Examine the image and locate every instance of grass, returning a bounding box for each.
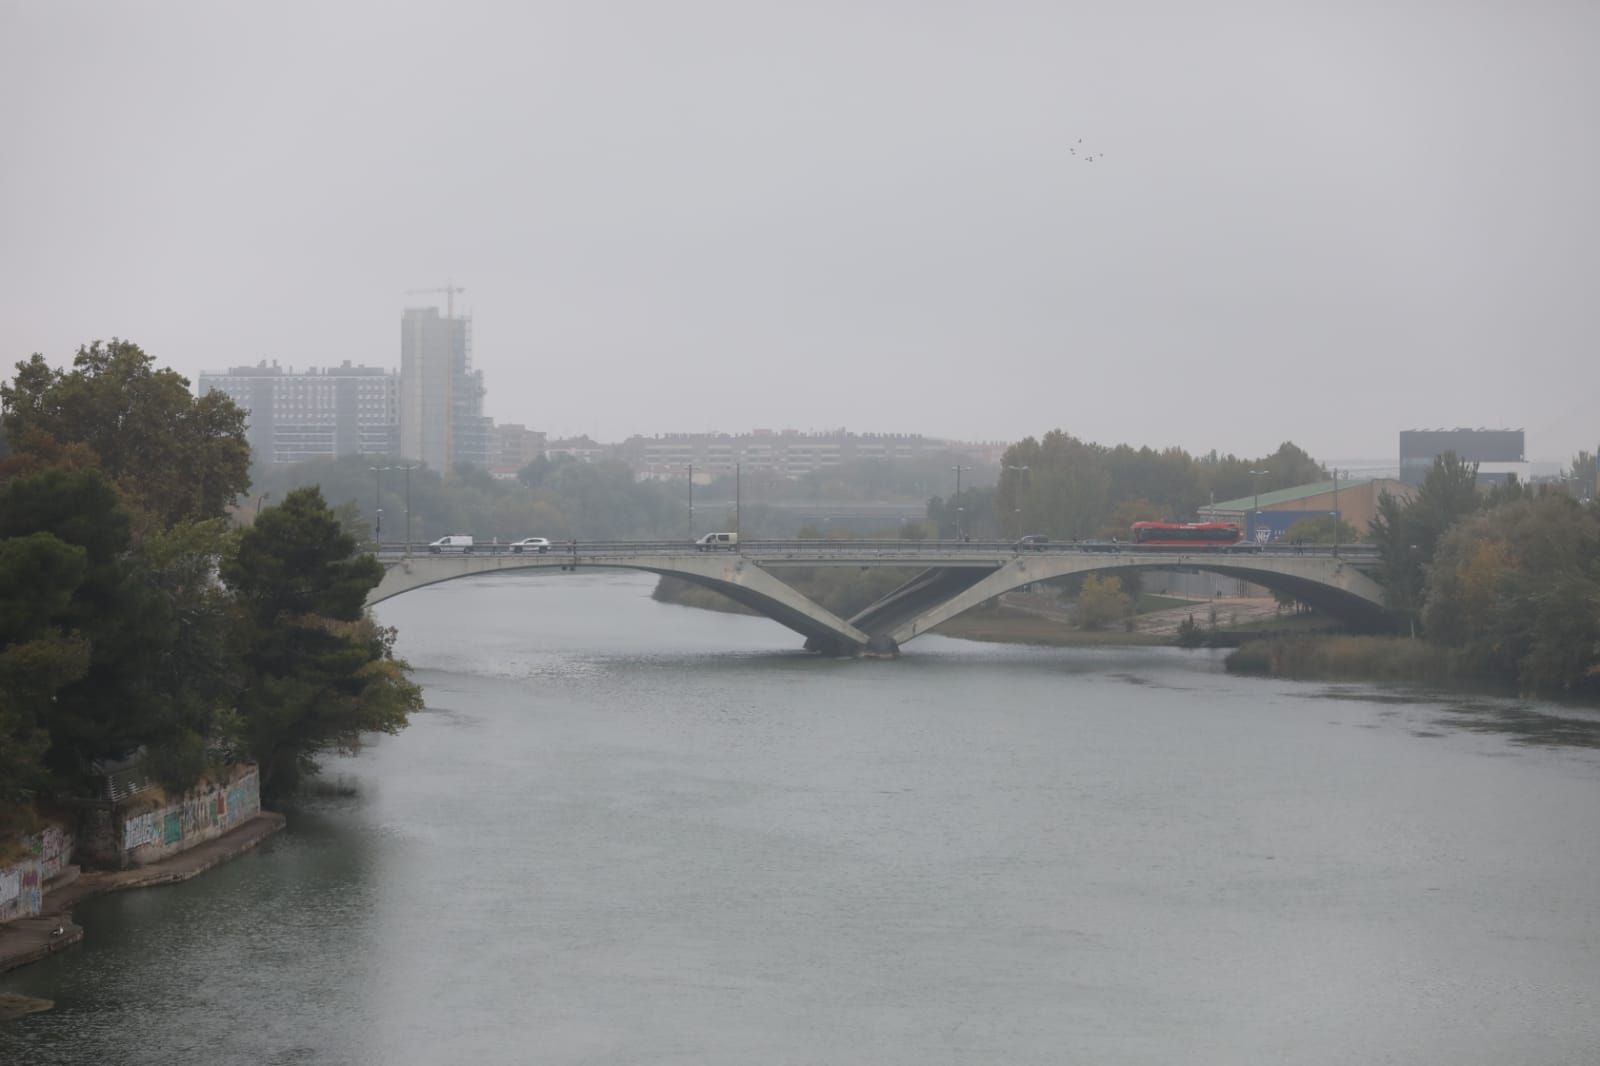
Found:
[1225,635,1475,686]
[934,607,1167,647]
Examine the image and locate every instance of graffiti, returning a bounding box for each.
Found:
[0,826,70,923]
[122,766,262,855]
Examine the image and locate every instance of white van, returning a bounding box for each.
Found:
[428,535,475,554]
[695,531,739,551]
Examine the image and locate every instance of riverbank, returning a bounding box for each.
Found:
[0,811,285,975]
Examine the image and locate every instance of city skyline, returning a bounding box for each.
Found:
[4,4,1597,463]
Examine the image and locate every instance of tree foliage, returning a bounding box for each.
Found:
[1,340,250,527]
[1,343,423,829]
[223,486,421,792]
[1423,493,1600,693]
[1075,574,1133,630]
[1369,453,1482,622]
[995,432,1327,540]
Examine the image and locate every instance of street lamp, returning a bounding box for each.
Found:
[1248,468,1270,542]
[952,465,971,540]
[370,465,389,546]
[398,463,414,555]
[734,462,741,541]
[1004,464,1030,535]
[687,462,694,541]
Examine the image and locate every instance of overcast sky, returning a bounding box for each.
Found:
[3,1,1596,464]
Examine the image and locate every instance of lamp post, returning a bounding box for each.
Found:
[370,465,388,546]
[1248,468,1269,542]
[952,465,971,540]
[1004,464,1030,536]
[400,463,413,556]
[735,462,741,541]
[1331,468,1340,554]
[687,462,694,542]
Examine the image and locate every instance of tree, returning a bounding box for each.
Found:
[1075,573,1132,630]
[222,486,421,792]
[1280,515,1361,544]
[1423,492,1600,692]
[0,533,90,831]
[1369,452,1482,626]
[1,340,250,527]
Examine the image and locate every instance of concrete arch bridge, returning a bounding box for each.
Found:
[370,540,1390,657]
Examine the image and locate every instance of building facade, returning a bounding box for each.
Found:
[400,306,491,472]
[198,361,399,465]
[616,430,994,480]
[1399,428,1524,485]
[492,423,548,478]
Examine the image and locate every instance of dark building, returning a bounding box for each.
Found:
[1399,428,1524,485]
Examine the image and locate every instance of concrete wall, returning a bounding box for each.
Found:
[0,825,74,924]
[84,765,262,870]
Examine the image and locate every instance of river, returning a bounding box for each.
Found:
[4,571,1600,1064]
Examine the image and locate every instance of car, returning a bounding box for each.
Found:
[1015,534,1049,551]
[695,532,739,551]
[509,537,551,554]
[428,535,474,554]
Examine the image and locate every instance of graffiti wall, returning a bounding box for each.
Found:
[0,826,75,924]
[120,766,261,867]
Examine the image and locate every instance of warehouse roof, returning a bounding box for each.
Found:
[1207,478,1376,513]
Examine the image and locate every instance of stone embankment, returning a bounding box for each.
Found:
[0,812,285,974]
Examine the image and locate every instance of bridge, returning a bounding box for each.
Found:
[369,540,1391,657]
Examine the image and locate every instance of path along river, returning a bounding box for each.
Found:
[4,571,1600,1064]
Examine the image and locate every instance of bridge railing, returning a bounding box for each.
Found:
[374,539,1381,560]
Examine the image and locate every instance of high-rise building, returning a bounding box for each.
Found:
[400,306,491,472]
[198,360,399,465]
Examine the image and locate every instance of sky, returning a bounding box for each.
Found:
[3,1,1597,464]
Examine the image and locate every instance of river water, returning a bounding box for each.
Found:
[4,571,1600,1064]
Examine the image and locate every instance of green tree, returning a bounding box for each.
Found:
[0,533,90,830]
[1075,573,1132,630]
[1423,492,1600,692]
[1280,515,1361,544]
[222,486,421,793]
[1369,452,1482,626]
[1,340,250,527]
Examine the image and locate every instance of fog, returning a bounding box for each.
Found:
[3,1,1596,461]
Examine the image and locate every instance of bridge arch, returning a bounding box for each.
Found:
[368,546,1390,657]
[368,552,871,654]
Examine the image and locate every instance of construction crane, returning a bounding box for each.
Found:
[404,283,466,320]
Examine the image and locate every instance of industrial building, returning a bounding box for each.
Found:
[1399,428,1524,485]
[1202,477,1416,543]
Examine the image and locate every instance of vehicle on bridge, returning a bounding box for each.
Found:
[1015,534,1049,551]
[695,532,740,551]
[1130,522,1245,549]
[509,537,551,554]
[428,535,475,554]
